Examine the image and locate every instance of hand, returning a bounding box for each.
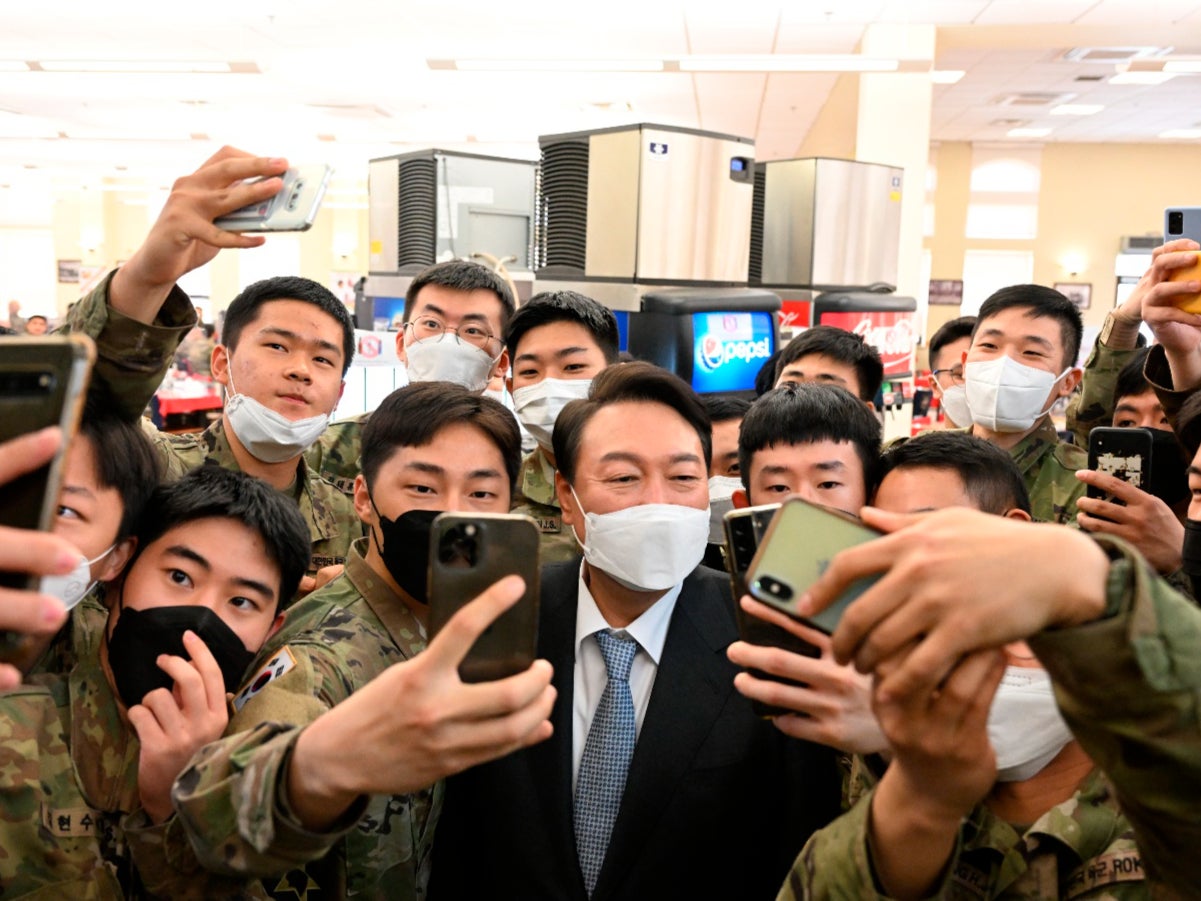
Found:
[127,631,231,824]
[797,507,1109,702]
[1075,470,1184,575]
[110,147,289,323]
[1114,239,1201,328]
[867,649,1006,900]
[0,427,76,688]
[727,597,886,754]
[288,575,556,830]
[296,563,344,597]
[1140,241,1201,389]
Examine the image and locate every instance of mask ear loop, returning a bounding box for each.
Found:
[367,492,388,559]
[1034,367,1073,421]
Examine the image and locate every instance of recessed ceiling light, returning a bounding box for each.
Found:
[1109,71,1177,85]
[0,61,31,72]
[1159,128,1201,139]
[443,59,664,72]
[1007,127,1052,138]
[36,60,251,73]
[931,70,965,84]
[679,55,900,72]
[1051,104,1104,116]
[1164,60,1201,73]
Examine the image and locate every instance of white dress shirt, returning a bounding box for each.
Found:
[571,562,683,790]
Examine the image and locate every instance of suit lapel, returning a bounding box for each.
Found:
[528,562,587,894]
[592,570,737,899]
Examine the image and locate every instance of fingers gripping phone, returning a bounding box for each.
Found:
[1164,207,1201,313]
[428,513,540,683]
[1087,426,1153,504]
[214,165,332,232]
[724,503,823,717]
[0,336,95,656]
[745,497,882,635]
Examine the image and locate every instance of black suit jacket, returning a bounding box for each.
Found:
[429,562,842,901]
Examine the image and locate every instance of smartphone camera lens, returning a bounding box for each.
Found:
[438,524,479,569]
[752,576,793,601]
[1169,210,1184,236]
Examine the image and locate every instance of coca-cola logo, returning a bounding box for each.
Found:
[850,316,915,356]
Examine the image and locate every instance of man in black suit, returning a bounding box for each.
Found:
[430,362,842,900]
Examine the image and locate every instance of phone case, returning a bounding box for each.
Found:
[745,497,881,634]
[1164,208,1201,314]
[427,512,540,682]
[214,165,332,232]
[1087,426,1153,502]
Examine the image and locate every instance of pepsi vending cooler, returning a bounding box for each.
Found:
[626,289,780,396]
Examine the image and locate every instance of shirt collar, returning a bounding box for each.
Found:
[343,537,427,650]
[573,561,682,666]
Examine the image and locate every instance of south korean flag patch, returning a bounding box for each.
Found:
[232,647,298,712]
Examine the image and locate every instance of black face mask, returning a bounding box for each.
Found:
[1146,428,1190,509]
[371,506,442,604]
[1181,520,1201,591]
[106,604,256,709]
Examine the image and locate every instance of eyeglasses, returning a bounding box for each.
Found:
[406,316,502,357]
[931,364,964,386]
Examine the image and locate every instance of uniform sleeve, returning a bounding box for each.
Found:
[61,269,197,422]
[1066,339,1137,447]
[776,789,953,901]
[171,723,366,878]
[306,417,365,496]
[1142,345,1193,428]
[1028,538,1201,892]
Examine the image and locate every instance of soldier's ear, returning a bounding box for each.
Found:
[353,474,377,527]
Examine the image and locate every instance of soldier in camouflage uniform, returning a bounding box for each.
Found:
[170,381,532,899]
[773,509,1196,898]
[503,290,623,565]
[309,260,517,496]
[0,468,312,898]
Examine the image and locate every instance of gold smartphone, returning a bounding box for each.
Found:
[745,497,882,634]
[427,512,540,682]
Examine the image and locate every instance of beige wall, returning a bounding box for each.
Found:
[923,140,1201,341]
[793,74,860,160]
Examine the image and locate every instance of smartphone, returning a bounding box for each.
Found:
[428,513,540,682]
[214,164,332,232]
[0,336,95,656]
[745,497,882,634]
[1163,207,1201,314]
[724,504,821,717]
[1088,426,1153,503]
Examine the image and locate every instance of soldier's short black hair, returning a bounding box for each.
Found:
[754,350,783,397]
[26,315,48,327]
[928,316,976,372]
[875,431,1031,516]
[77,399,161,542]
[130,467,309,609]
[553,362,712,485]
[503,290,620,364]
[738,383,881,493]
[222,276,355,375]
[774,326,884,403]
[403,260,516,331]
[703,394,751,424]
[974,285,1083,371]
[1114,347,1153,405]
[360,382,522,496]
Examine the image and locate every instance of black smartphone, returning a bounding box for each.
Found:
[0,335,95,657]
[1087,426,1153,503]
[427,512,540,683]
[745,497,883,635]
[723,503,821,718]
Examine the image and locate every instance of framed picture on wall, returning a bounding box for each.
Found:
[57,259,81,283]
[928,279,964,306]
[1054,282,1092,311]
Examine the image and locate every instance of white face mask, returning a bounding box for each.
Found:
[707,476,742,544]
[404,335,498,393]
[964,356,1069,433]
[224,371,331,464]
[987,666,1074,782]
[570,487,709,592]
[935,383,973,429]
[40,544,114,611]
[512,378,593,450]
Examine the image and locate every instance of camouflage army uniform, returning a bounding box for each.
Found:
[1005,419,1087,527]
[779,537,1201,899]
[65,272,360,585]
[306,414,369,496]
[172,540,437,900]
[1066,339,1138,447]
[1,595,258,898]
[510,448,583,565]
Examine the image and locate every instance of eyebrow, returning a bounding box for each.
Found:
[977,327,1054,351]
[514,346,590,365]
[259,325,342,358]
[1189,466,1201,477]
[469,468,504,480]
[164,545,274,601]
[61,485,95,500]
[414,303,492,328]
[597,451,703,467]
[405,461,446,476]
[810,460,848,472]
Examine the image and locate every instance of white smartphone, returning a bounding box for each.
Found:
[214,164,333,232]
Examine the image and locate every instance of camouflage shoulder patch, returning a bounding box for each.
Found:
[232,647,298,713]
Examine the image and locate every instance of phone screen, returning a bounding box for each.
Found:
[1087,427,1152,503]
